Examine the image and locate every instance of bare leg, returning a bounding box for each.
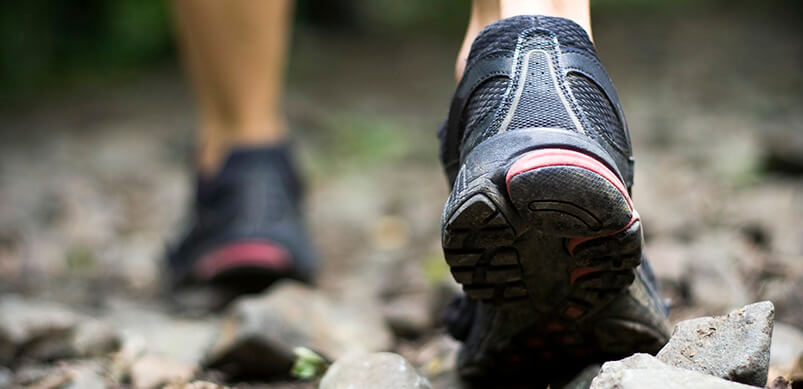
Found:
[456,0,591,80]
[174,0,294,175]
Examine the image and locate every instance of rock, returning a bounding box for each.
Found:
[427,370,469,389]
[129,354,197,389]
[319,352,431,389]
[12,361,107,389]
[403,335,459,378]
[11,363,58,387]
[792,364,803,388]
[382,291,433,338]
[656,301,774,387]
[104,299,218,365]
[70,319,121,358]
[687,260,750,313]
[0,366,10,389]
[591,353,756,389]
[767,376,792,389]
[761,126,803,175]
[723,184,803,264]
[205,280,392,377]
[609,353,670,370]
[163,381,228,389]
[101,302,215,385]
[61,361,108,389]
[0,296,121,364]
[645,238,693,284]
[108,331,147,382]
[763,275,803,330]
[379,249,460,339]
[557,364,601,389]
[15,369,73,389]
[685,234,751,313]
[371,215,411,251]
[770,323,803,379]
[770,355,803,389]
[0,295,82,363]
[169,285,243,314]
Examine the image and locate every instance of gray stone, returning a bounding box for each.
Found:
[402,335,459,378]
[766,376,792,389]
[685,234,751,313]
[762,276,803,329]
[594,366,758,389]
[382,291,433,338]
[104,299,218,366]
[591,354,756,389]
[129,354,197,389]
[0,295,82,363]
[205,280,392,377]
[320,352,431,389]
[12,361,108,389]
[0,296,121,364]
[108,331,148,382]
[558,364,601,389]
[770,323,803,378]
[104,307,214,385]
[70,319,121,358]
[427,371,470,389]
[163,381,228,389]
[0,366,10,389]
[645,238,694,284]
[761,126,803,175]
[379,256,461,339]
[62,361,108,389]
[656,301,774,387]
[11,363,58,387]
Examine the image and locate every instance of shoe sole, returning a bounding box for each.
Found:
[443,145,647,377]
[190,240,312,293]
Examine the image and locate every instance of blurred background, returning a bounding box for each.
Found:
[0,0,801,387]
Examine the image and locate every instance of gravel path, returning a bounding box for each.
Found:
[0,9,800,389]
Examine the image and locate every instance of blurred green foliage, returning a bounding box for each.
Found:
[0,0,469,103]
[1,1,172,101]
[0,0,796,103]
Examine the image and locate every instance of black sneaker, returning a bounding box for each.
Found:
[167,145,316,294]
[438,16,671,380]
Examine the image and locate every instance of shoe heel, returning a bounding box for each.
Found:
[505,148,635,238]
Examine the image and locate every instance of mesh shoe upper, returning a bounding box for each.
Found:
[167,145,317,286]
[440,15,634,191]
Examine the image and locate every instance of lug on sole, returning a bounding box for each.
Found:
[443,148,649,376]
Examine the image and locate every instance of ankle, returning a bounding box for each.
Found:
[456,0,592,80]
[197,117,288,176]
[499,0,591,35]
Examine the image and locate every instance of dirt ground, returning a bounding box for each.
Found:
[0,6,800,388]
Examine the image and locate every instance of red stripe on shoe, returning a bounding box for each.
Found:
[566,211,639,256]
[506,148,640,256]
[194,241,291,280]
[505,148,633,209]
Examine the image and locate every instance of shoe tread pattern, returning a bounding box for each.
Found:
[442,157,665,379]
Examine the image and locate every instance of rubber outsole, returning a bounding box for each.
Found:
[443,147,650,377]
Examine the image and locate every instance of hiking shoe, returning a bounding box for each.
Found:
[167,145,316,293]
[438,16,671,380]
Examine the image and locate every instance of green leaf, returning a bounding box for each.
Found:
[290,347,329,380]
